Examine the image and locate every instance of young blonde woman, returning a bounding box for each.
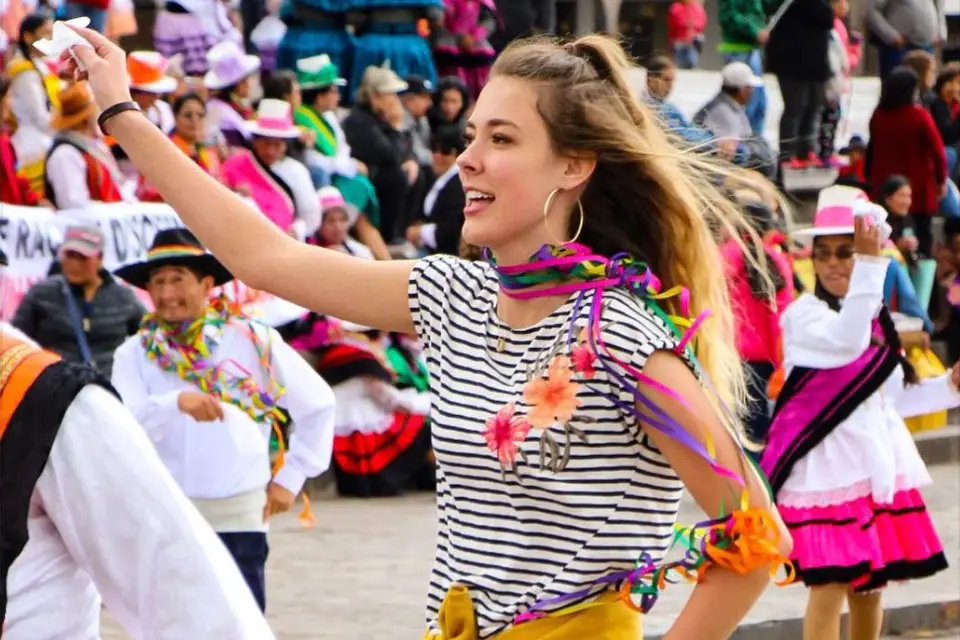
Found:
[67,25,792,639]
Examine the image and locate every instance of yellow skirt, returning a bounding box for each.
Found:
[423,585,642,640]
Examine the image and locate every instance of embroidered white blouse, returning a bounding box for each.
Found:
[110,320,336,505]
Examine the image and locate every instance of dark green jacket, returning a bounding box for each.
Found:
[718,0,778,49]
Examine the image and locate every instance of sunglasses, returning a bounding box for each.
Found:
[812,245,855,262]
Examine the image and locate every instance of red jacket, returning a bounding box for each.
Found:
[0,131,39,206]
[868,105,947,216]
[71,0,110,10]
[667,1,707,45]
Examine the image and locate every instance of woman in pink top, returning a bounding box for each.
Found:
[721,201,795,452]
[666,0,707,69]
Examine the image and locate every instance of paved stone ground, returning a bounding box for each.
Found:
[101,464,959,639]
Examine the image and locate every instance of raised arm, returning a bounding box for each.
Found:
[782,255,889,368]
[66,27,416,333]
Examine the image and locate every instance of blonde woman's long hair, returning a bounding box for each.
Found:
[492,35,778,420]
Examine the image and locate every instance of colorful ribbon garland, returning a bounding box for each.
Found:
[487,243,794,622]
[140,294,316,528]
[139,294,287,428]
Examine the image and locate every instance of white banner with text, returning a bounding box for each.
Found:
[0,203,308,325]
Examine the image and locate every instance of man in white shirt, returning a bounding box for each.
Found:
[110,228,336,612]
[0,247,274,639]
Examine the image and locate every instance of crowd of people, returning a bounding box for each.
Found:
[0,1,958,640]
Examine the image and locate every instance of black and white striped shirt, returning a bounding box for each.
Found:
[409,255,686,638]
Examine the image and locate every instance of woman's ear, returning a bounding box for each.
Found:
[560,153,597,192]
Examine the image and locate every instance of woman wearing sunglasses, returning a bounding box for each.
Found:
[761,201,956,640]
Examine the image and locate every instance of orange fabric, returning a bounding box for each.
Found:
[0,336,61,439]
[127,56,166,86]
[767,339,785,400]
[270,422,316,529]
[139,134,223,201]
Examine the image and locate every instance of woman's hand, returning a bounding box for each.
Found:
[854,215,882,257]
[300,128,316,147]
[897,235,919,254]
[406,223,423,247]
[402,159,419,185]
[60,23,132,110]
[951,361,960,389]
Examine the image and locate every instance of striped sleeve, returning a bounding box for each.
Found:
[408,254,484,350]
[605,295,697,418]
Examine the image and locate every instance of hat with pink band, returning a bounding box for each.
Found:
[796,185,874,238]
[246,99,301,139]
[317,186,359,227]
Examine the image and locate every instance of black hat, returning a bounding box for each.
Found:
[403,75,434,95]
[839,134,867,155]
[114,228,233,289]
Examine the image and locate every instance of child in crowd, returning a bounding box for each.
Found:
[314,185,374,259]
[837,134,867,187]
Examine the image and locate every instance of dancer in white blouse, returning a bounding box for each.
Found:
[110,228,336,612]
[0,249,274,639]
[761,203,954,640]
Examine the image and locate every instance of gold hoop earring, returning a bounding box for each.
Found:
[542,188,585,246]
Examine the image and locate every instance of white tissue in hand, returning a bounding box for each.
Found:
[32,18,93,58]
[852,200,893,243]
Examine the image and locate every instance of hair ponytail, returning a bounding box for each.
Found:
[17,13,49,64]
[491,35,780,418]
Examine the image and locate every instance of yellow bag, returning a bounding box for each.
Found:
[904,347,948,433]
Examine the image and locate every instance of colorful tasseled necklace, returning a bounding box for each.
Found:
[138,294,287,429]
[483,242,793,622]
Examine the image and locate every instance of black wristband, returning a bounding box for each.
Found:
[96,101,142,133]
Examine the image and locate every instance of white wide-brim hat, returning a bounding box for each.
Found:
[794,185,867,239]
[131,76,178,94]
[246,121,301,139]
[203,51,261,90]
[246,98,301,139]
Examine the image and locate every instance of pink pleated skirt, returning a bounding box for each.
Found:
[779,487,947,592]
